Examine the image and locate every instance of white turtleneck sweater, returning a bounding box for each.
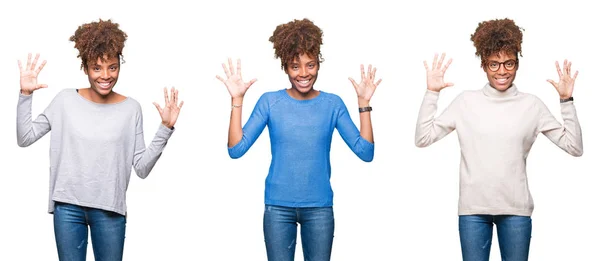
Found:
[415,83,583,216]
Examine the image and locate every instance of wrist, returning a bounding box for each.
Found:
[232,96,244,104]
[358,98,370,107]
[559,95,572,100]
[560,97,573,103]
[427,87,440,93]
[162,122,174,129]
[21,89,32,96]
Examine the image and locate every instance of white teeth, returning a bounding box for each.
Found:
[98,82,111,88]
[495,77,508,83]
[299,80,310,84]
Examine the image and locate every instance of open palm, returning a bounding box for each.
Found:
[547,59,578,99]
[424,53,453,92]
[153,87,184,129]
[349,64,382,101]
[216,58,257,98]
[18,53,48,94]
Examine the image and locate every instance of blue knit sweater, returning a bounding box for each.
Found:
[229,89,374,207]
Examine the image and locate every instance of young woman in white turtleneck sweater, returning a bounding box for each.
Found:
[415,18,583,261]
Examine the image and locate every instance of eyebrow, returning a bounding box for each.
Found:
[92,63,119,67]
[289,61,317,65]
[488,59,516,63]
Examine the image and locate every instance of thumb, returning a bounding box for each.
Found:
[348,77,358,89]
[152,102,163,115]
[247,78,258,88]
[546,79,558,89]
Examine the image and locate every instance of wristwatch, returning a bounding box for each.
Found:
[560,97,574,103]
[358,106,372,113]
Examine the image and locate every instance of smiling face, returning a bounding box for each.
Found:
[285,53,319,99]
[484,51,519,91]
[84,55,120,99]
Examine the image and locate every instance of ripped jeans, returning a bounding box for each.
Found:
[459,215,532,261]
[263,205,334,261]
[53,201,126,261]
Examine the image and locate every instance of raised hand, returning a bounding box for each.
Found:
[216,58,257,98]
[547,59,578,99]
[349,64,382,103]
[424,53,453,92]
[18,53,48,95]
[153,87,184,129]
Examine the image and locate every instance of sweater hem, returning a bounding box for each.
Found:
[458,209,533,216]
[51,197,126,216]
[265,199,333,208]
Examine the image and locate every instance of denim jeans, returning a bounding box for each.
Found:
[263,205,335,261]
[53,201,126,261]
[459,215,532,261]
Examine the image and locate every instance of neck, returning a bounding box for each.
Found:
[80,88,120,104]
[482,83,518,98]
[286,88,319,100]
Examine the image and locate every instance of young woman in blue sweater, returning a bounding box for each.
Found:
[217,18,381,261]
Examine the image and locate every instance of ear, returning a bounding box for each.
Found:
[83,66,89,75]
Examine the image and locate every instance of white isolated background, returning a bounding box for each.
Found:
[0,0,597,260]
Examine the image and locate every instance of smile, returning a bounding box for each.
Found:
[97,81,112,89]
[296,79,312,87]
[494,76,510,84]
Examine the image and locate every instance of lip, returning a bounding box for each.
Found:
[295,78,313,89]
[493,75,511,85]
[96,81,113,90]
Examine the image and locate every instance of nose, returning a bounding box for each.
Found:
[497,64,507,74]
[299,66,308,77]
[101,69,110,79]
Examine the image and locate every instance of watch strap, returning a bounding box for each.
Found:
[358,106,372,113]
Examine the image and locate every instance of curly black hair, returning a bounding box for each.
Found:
[470,18,524,67]
[268,18,324,70]
[69,19,128,69]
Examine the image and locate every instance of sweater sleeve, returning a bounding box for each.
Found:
[335,99,374,162]
[536,99,583,156]
[414,90,459,147]
[16,92,52,147]
[132,109,174,179]
[228,94,269,159]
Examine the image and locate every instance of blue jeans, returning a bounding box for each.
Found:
[53,201,126,261]
[263,205,335,261]
[459,215,532,261]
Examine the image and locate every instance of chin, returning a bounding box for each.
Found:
[93,87,113,96]
[294,86,313,94]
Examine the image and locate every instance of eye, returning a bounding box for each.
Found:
[506,61,515,67]
[291,65,299,70]
[308,63,315,69]
[110,66,118,71]
[489,62,499,67]
[93,67,101,71]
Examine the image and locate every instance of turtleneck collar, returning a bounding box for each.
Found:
[482,83,518,98]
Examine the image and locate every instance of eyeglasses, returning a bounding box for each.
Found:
[486,59,518,72]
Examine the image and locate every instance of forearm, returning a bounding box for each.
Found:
[228,97,244,147]
[414,90,454,147]
[549,101,583,156]
[358,98,373,143]
[133,124,174,179]
[17,92,50,147]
